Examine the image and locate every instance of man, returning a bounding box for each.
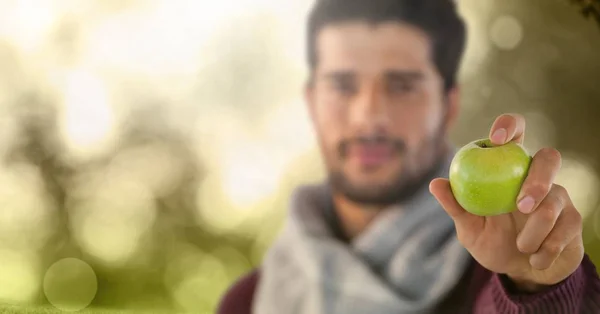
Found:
[218,0,600,313]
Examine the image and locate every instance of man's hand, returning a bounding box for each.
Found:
[430,113,585,292]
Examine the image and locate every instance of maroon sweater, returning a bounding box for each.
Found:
[218,255,600,314]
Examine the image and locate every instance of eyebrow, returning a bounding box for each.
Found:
[321,71,355,81]
[384,70,424,82]
[321,70,424,81]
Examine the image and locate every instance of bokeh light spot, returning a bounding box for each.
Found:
[70,174,157,267]
[60,70,117,160]
[221,141,283,207]
[196,173,246,234]
[43,258,98,312]
[489,15,523,50]
[0,0,58,53]
[164,244,229,312]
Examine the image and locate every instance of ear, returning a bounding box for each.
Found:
[444,86,460,131]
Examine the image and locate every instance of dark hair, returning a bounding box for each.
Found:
[307,0,467,91]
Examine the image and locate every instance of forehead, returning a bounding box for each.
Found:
[315,21,433,73]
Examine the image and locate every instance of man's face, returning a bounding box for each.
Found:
[307,21,459,206]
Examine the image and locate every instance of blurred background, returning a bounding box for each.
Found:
[0,0,598,312]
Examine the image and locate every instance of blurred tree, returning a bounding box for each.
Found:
[193,12,304,127]
[569,0,600,26]
[2,90,80,306]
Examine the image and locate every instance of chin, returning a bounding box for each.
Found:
[346,173,404,194]
[339,183,403,207]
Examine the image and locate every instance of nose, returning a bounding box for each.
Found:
[349,82,390,133]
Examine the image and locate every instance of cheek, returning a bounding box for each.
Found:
[314,107,345,157]
[391,104,443,149]
[421,109,444,138]
[400,80,445,139]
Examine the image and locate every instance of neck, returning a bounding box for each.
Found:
[332,194,383,240]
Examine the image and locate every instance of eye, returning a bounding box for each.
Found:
[388,80,415,94]
[332,78,356,95]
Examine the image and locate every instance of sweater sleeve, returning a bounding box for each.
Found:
[472,255,600,314]
[217,270,259,314]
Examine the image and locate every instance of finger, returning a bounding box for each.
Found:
[516,185,564,254]
[489,113,526,145]
[430,178,468,219]
[529,205,582,270]
[430,178,484,247]
[516,149,562,214]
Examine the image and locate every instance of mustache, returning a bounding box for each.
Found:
[338,135,406,158]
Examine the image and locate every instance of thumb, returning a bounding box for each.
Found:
[429,178,484,240]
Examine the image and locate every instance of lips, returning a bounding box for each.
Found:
[348,143,394,167]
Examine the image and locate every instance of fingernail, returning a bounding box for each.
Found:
[518,196,535,214]
[491,128,507,144]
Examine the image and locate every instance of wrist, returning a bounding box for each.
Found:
[504,274,553,294]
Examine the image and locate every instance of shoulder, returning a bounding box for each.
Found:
[217,269,260,314]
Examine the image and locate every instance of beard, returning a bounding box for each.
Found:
[328,129,447,207]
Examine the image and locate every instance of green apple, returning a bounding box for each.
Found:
[449,138,532,216]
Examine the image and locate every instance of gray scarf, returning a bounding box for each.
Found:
[253,154,472,314]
